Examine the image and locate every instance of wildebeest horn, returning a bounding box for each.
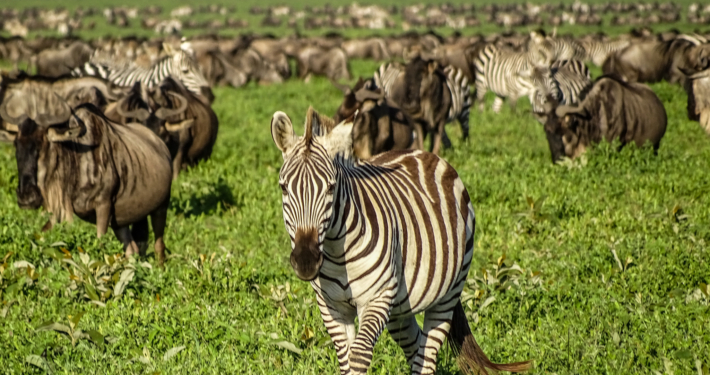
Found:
[116,97,151,122]
[354,88,384,103]
[689,68,710,80]
[555,104,585,118]
[164,118,195,133]
[34,92,72,127]
[331,80,351,94]
[677,34,703,46]
[2,122,19,133]
[154,92,188,119]
[0,93,28,125]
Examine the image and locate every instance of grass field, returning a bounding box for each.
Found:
[1,58,709,374]
[2,0,709,40]
[2,2,710,372]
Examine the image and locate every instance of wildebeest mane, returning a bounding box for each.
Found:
[403,57,429,112]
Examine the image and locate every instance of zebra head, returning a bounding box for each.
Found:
[521,67,561,115]
[164,43,210,98]
[271,107,346,281]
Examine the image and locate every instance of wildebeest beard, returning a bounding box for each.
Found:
[14,119,44,209]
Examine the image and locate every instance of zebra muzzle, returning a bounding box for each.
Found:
[290,228,324,281]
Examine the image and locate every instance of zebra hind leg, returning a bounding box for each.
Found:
[387,315,425,372]
[492,96,505,113]
[448,301,532,375]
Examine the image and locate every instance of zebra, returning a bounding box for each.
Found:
[544,36,588,62]
[580,39,631,66]
[271,106,531,375]
[374,61,471,148]
[474,43,556,113]
[72,43,211,102]
[531,59,592,118]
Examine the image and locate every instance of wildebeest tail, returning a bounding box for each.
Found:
[449,301,532,375]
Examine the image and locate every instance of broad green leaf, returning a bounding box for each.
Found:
[70,311,85,330]
[163,346,186,361]
[479,296,496,311]
[25,355,49,371]
[35,322,71,336]
[114,269,135,297]
[12,261,34,269]
[87,330,104,345]
[272,340,302,355]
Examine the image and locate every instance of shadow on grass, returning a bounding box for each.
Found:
[171,179,238,218]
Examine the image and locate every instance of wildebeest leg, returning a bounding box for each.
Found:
[430,121,445,155]
[150,198,169,266]
[131,218,149,257]
[113,226,139,258]
[41,220,53,232]
[172,150,183,181]
[412,122,425,151]
[304,73,313,83]
[441,128,452,149]
[95,202,112,238]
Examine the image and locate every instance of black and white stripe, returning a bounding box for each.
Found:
[546,37,588,62]
[580,39,631,66]
[474,43,556,113]
[272,108,476,374]
[531,59,592,115]
[73,48,209,98]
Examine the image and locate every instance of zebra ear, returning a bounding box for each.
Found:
[162,43,175,56]
[272,111,296,154]
[304,106,336,140]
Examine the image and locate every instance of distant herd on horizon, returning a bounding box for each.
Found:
[2,4,710,373]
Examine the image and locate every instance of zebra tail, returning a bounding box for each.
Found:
[449,301,533,374]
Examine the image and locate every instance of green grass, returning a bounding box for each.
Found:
[2,0,709,40]
[1,57,709,374]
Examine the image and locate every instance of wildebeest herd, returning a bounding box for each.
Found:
[2,6,710,373]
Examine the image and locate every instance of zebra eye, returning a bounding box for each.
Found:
[280,183,288,195]
[327,184,335,195]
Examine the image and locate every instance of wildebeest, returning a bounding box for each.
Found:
[148,77,219,180]
[348,86,421,159]
[602,34,710,85]
[537,75,667,163]
[295,45,351,82]
[0,94,172,264]
[34,41,94,77]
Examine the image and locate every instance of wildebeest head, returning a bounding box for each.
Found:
[271,107,343,281]
[0,91,81,209]
[149,77,195,139]
[332,77,370,123]
[113,82,157,130]
[540,94,589,163]
[402,56,438,114]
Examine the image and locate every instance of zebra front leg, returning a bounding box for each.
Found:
[387,315,426,372]
[316,293,357,375]
[349,297,393,374]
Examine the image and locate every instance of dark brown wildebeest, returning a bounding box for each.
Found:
[602,34,710,85]
[0,95,172,264]
[35,41,94,77]
[296,45,351,82]
[538,75,667,163]
[347,86,421,159]
[148,77,219,180]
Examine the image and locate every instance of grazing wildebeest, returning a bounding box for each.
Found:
[295,45,351,82]
[35,41,94,77]
[148,77,219,180]
[538,75,667,163]
[0,95,172,264]
[602,34,710,85]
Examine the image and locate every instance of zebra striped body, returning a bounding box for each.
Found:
[580,39,631,66]
[546,37,588,62]
[474,43,555,113]
[531,59,592,116]
[73,48,210,100]
[374,62,472,143]
[272,108,477,375]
